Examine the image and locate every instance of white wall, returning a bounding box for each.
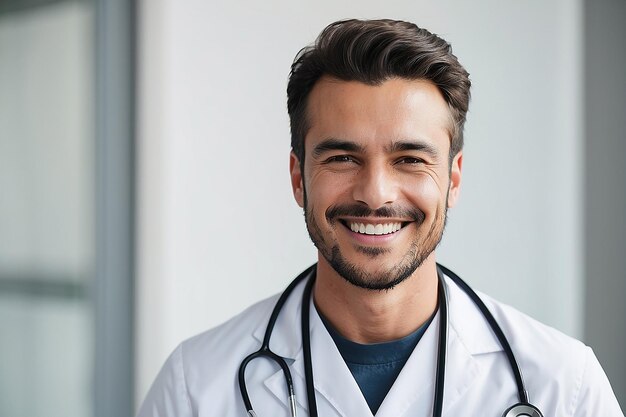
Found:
[136,0,584,404]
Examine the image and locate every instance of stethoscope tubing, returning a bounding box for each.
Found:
[238,264,544,417]
[436,264,529,404]
[301,275,318,417]
[432,274,448,417]
[302,269,448,417]
[238,265,314,416]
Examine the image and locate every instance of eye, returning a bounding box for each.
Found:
[397,156,425,165]
[324,155,357,164]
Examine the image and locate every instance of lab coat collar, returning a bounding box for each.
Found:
[251,269,311,360]
[446,274,503,355]
[252,271,503,416]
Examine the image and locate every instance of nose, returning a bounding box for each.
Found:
[352,162,399,210]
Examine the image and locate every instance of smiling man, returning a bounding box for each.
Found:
[292,77,456,346]
[138,19,623,417]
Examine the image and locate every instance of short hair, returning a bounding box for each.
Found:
[287,19,471,165]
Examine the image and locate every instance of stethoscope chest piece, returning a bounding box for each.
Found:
[502,403,544,417]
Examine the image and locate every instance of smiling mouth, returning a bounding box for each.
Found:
[339,220,409,235]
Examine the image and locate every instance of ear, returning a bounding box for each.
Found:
[447,151,463,208]
[290,152,305,208]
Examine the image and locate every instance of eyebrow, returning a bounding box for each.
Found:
[385,140,440,159]
[312,138,365,158]
[311,138,442,160]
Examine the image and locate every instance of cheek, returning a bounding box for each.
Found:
[406,176,445,210]
[307,170,354,198]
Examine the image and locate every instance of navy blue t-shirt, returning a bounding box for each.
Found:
[320,311,433,414]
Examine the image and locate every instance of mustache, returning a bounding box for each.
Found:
[326,204,425,223]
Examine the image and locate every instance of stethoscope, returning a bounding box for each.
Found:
[238,263,545,417]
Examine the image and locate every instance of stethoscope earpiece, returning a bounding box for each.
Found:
[502,402,544,417]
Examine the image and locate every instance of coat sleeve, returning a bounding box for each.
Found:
[136,344,194,417]
[571,347,624,417]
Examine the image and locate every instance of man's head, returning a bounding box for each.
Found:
[287,19,471,168]
[287,19,470,290]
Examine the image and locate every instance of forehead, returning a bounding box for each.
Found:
[305,77,453,153]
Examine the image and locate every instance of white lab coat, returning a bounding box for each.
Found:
[137,271,624,417]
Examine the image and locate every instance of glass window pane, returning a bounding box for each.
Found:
[0,295,92,417]
[0,2,95,417]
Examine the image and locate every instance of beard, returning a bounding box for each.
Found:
[303,187,448,291]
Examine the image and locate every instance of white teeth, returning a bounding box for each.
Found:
[348,221,403,235]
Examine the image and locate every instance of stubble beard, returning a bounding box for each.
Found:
[302,186,449,291]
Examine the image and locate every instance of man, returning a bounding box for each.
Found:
[138,19,623,417]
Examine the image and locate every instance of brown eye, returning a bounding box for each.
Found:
[326,155,356,163]
[398,157,424,164]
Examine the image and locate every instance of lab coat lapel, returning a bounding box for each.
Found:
[375,276,499,417]
[439,275,502,414]
[438,326,482,414]
[252,274,306,413]
[256,274,371,417]
[374,311,480,417]
[293,296,374,417]
[373,310,441,417]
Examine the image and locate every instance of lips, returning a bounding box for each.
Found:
[328,205,421,240]
[348,222,402,235]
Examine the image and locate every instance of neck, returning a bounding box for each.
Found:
[313,255,439,344]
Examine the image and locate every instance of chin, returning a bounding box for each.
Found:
[325,246,423,291]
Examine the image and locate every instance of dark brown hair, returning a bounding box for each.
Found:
[287,19,471,165]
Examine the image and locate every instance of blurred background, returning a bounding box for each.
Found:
[0,0,624,416]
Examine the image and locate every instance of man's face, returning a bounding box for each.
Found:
[290,77,462,290]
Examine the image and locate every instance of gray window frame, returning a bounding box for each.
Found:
[93,0,136,416]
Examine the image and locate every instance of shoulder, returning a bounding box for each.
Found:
[178,292,281,382]
[182,292,280,358]
[137,293,281,417]
[474,292,623,416]
[479,291,587,365]
[446,275,585,365]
